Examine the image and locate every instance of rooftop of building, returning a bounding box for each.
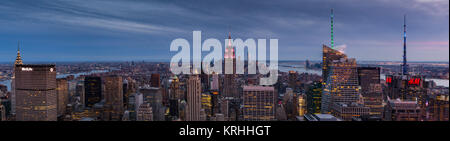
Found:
[15,64,55,68]
[335,102,365,108]
[304,113,341,121]
[243,85,275,91]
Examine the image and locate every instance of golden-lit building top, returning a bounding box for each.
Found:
[15,41,23,65]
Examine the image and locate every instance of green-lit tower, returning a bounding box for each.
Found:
[330,8,334,49]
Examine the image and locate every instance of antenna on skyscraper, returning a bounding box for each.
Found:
[330,8,335,49]
[402,14,408,76]
[227,25,231,39]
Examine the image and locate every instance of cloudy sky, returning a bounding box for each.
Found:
[0,0,448,62]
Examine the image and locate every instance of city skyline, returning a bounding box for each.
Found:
[0,0,448,62]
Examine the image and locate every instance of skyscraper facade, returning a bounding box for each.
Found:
[322,57,360,113]
[186,75,201,121]
[11,41,23,115]
[151,73,161,88]
[385,75,427,102]
[56,78,68,117]
[357,67,383,117]
[15,64,57,121]
[210,73,219,91]
[137,103,153,121]
[384,98,421,121]
[307,82,322,114]
[331,102,370,121]
[140,86,164,121]
[322,45,347,85]
[223,34,238,98]
[103,75,123,121]
[84,76,102,108]
[243,86,275,121]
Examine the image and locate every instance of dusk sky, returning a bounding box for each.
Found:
[0,0,448,62]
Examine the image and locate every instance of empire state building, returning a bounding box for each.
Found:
[223,33,238,98]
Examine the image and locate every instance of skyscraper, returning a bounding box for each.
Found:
[168,76,183,120]
[384,98,421,121]
[84,76,102,108]
[306,82,322,114]
[297,94,307,117]
[322,11,360,114]
[322,45,347,85]
[15,64,57,121]
[139,86,164,121]
[127,93,143,121]
[56,78,68,117]
[331,102,370,121]
[330,8,335,49]
[137,103,153,121]
[103,75,123,121]
[201,93,212,118]
[384,15,428,112]
[385,75,427,103]
[186,75,201,121]
[75,81,85,107]
[151,73,161,88]
[402,15,408,76]
[322,57,360,113]
[210,73,219,91]
[223,33,238,98]
[243,86,275,121]
[357,67,383,118]
[11,41,23,115]
[288,71,298,91]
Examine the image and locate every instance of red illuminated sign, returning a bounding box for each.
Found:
[408,78,421,85]
[386,77,392,83]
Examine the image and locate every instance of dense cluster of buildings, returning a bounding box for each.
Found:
[0,37,446,122]
[0,11,447,122]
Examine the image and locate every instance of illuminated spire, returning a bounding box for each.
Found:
[330,8,334,49]
[225,31,235,59]
[402,15,408,75]
[15,41,23,65]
